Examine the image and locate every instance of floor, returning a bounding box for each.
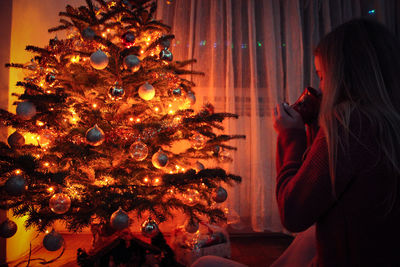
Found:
[10,232,293,267]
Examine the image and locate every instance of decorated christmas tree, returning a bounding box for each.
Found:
[0,0,244,264]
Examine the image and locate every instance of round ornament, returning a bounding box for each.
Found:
[82,27,96,40]
[43,230,64,251]
[130,141,149,161]
[160,37,171,48]
[86,124,105,146]
[184,218,199,234]
[0,219,17,238]
[212,186,228,203]
[194,161,205,172]
[170,87,182,97]
[90,49,109,70]
[49,192,71,214]
[7,131,25,149]
[108,83,125,100]
[187,91,196,105]
[190,133,206,150]
[159,48,173,61]
[138,82,155,101]
[16,101,37,120]
[123,55,140,72]
[5,175,26,196]
[121,31,135,47]
[218,149,231,162]
[141,218,159,238]
[45,73,56,86]
[110,207,130,230]
[152,149,168,169]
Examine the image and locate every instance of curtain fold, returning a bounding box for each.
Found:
[156,0,398,233]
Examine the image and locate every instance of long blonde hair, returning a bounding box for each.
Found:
[315,19,400,208]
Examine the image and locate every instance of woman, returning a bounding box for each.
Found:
[273,18,400,266]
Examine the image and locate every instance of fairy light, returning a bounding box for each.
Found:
[107,28,111,33]
[40,82,44,87]
[129,117,134,122]
[37,121,44,126]
[44,162,50,167]
[102,33,107,37]
[169,110,174,114]
[47,187,54,193]
[92,103,97,108]
[15,169,21,175]
[143,177,149,184]
[136,118,141,123]
[46,90,52,94]
[140,50,144,54]
[70,55,80,63]
[154,107,159,112]
[50,108,54,111]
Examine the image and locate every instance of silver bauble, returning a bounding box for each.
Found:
[124,55,140,72]
[7,131,25,149]
[82,27,96,40]
[90,49,109,70]
[187,91,196,105]
[16,101,37,120]
[130,141,149,161]
[159,48,173,61]
[108,84,125,100]
[152,149,168,169]
[0,219,17,238]
[212,186,228,203]
[141,218,159,238]
[194,161,205,172]
[86,124,105,146]
[43,230,64,251]
[49,193,71,214]
[5,175,26,196]
[110,207,130,230]
[138,82,155,101]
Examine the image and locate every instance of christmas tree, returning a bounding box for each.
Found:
[0,0,244,263]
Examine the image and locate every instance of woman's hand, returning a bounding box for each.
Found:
[273,103,304,132]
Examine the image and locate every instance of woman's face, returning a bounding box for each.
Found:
[314,56,324,93]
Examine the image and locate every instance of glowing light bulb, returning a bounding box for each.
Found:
[129,117,134,122]
[154,107,159,112]
[136,118,141,122]
[47,187,54,193]
[15,169,21,174]
[44,162,50,167]
[92,103,97,108]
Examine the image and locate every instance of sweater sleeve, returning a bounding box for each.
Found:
[276,128,337,232]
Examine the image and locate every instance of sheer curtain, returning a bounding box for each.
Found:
[155,0,400,233]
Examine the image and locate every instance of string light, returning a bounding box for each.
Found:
[92,103,97,108]
[15,169,21,175]
[154,107,159,112]
[47,187,54,193]
[129,117,134,122]
[44,162,50,167]
[70,55,80,63]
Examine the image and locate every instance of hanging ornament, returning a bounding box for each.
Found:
[123,55,140,72]
[159,48,173,61]
[170,87,182,97]
[184,218,199,233]
[194,161,205,172]
[7,131,25,149]
[49,192,71,214]
[86,124,105,146]
[187,91,196,105]
[141,218,159,238]
[5,175,26,196]
[45,73,56,86]
[82,27,96,40]
[110,207,130,230]
[138,82,155,101]
[43,229,64,251]
[90,49,109,70]
[129,141,149,161]
[160,36,171,48]
[218,149,231,162]
[121,31,136,47]
[0,219,18,238]
[108,83,125,100]
[152,149,168,169]
[212,186,228,203]
[16,101,37,120]
[190,133,206,150]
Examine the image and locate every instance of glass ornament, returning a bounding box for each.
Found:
[90,49,109,70]
[129,141,148,161]
[159,48,173,61]
[187,91,196,105]
[212,186,228,203]
[141,218,159,238]
[121,31,135,47]
[138,82,155,101]
[152,149,168,169]
[5,175,27,196]
[182,188,200,206]
[123,55,140,72]
[184,218,199,233]
[110,207,130,230]
[108,83,125,100]
[43,229,64,251]
[49,192,71,214]
[190,133,206,150]
[0,219,18,238]
[194,161,205,172]
[82,27,96,40]
[7,131,25,149]
[86,124,105,146]
[16,101,37,120]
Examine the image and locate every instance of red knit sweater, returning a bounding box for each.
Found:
[276,111,400,266]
